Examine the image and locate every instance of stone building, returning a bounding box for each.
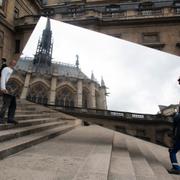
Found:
[10,18,107,109]
[1,0,180,63]
[0,0,41,62]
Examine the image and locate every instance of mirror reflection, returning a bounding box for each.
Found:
[13,17,180,114]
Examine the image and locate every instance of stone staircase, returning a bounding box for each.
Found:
[109,131,180,180]
[0,125,179,179]
[0,99,82,160]
[0,99,179,179]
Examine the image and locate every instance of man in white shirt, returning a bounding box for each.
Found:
[0,59,18,124]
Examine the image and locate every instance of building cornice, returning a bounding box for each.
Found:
[61,15,180,27]
[14,13,180,30]
[0,15,14,32]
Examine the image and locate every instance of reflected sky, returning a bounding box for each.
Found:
[22,17,180,114]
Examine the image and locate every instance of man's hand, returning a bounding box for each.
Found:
[1,89,8,94]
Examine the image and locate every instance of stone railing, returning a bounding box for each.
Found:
[45,103,168,122]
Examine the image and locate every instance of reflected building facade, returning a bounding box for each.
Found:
[10,18,107,109]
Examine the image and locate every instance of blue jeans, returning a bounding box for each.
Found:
[169,140,180,170]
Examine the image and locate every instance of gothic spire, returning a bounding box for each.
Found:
[75,54,79,68]
[33,17,53,73]
[101,77,105,87]
[91,71,95,81]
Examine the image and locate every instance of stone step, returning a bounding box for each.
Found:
[3,111,75,121]
[0,117,61,130]
[7,113,55,121]
[15,110,56,115]
[0,123,77,160]
[139,139,180,180]
[137,139,174,180]
[0,121,68,143]
[125,135,156,180]
[108,132,136,180]
[108,131,177,180]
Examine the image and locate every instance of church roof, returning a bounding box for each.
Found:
[15,57,89,80]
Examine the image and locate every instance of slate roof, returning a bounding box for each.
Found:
[15,57,89,80]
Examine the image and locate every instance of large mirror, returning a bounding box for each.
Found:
[15,16,180,114]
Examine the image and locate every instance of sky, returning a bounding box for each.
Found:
[22,16,180,114]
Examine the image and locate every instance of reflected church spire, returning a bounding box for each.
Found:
[33,18,53,73]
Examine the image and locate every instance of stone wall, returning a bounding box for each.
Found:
[0,0,40,62]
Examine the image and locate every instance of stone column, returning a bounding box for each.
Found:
[20,73,31,99]
[77,80,82,107]
[99,88,107,110]
[49,76,57,105]
[89,82,96,109]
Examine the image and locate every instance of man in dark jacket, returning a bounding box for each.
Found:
[0,58,7,76]
[178,77,180,85]
[169,108,180,174]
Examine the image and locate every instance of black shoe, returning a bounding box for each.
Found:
[168,168,180,174]
[7,120,18,125]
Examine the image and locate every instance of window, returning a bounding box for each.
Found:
[27,83,48,104]
[0,31,3,48]
[14,7,19,19]
[15,40,20,53]
[176,8,180,14]
[139,1,154,10]
[106,5,120,13]
[0,0,7,12]
[56,87,75,107]
[142,32,159,43]
[142,32,164,50]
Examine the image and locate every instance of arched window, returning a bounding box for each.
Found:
[56,87,75,107]
[27,83,48,104]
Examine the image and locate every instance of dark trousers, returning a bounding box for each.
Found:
[0,94,16,122]
[169,139,180,170]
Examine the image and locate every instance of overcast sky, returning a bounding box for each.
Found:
[22,17,180,114]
